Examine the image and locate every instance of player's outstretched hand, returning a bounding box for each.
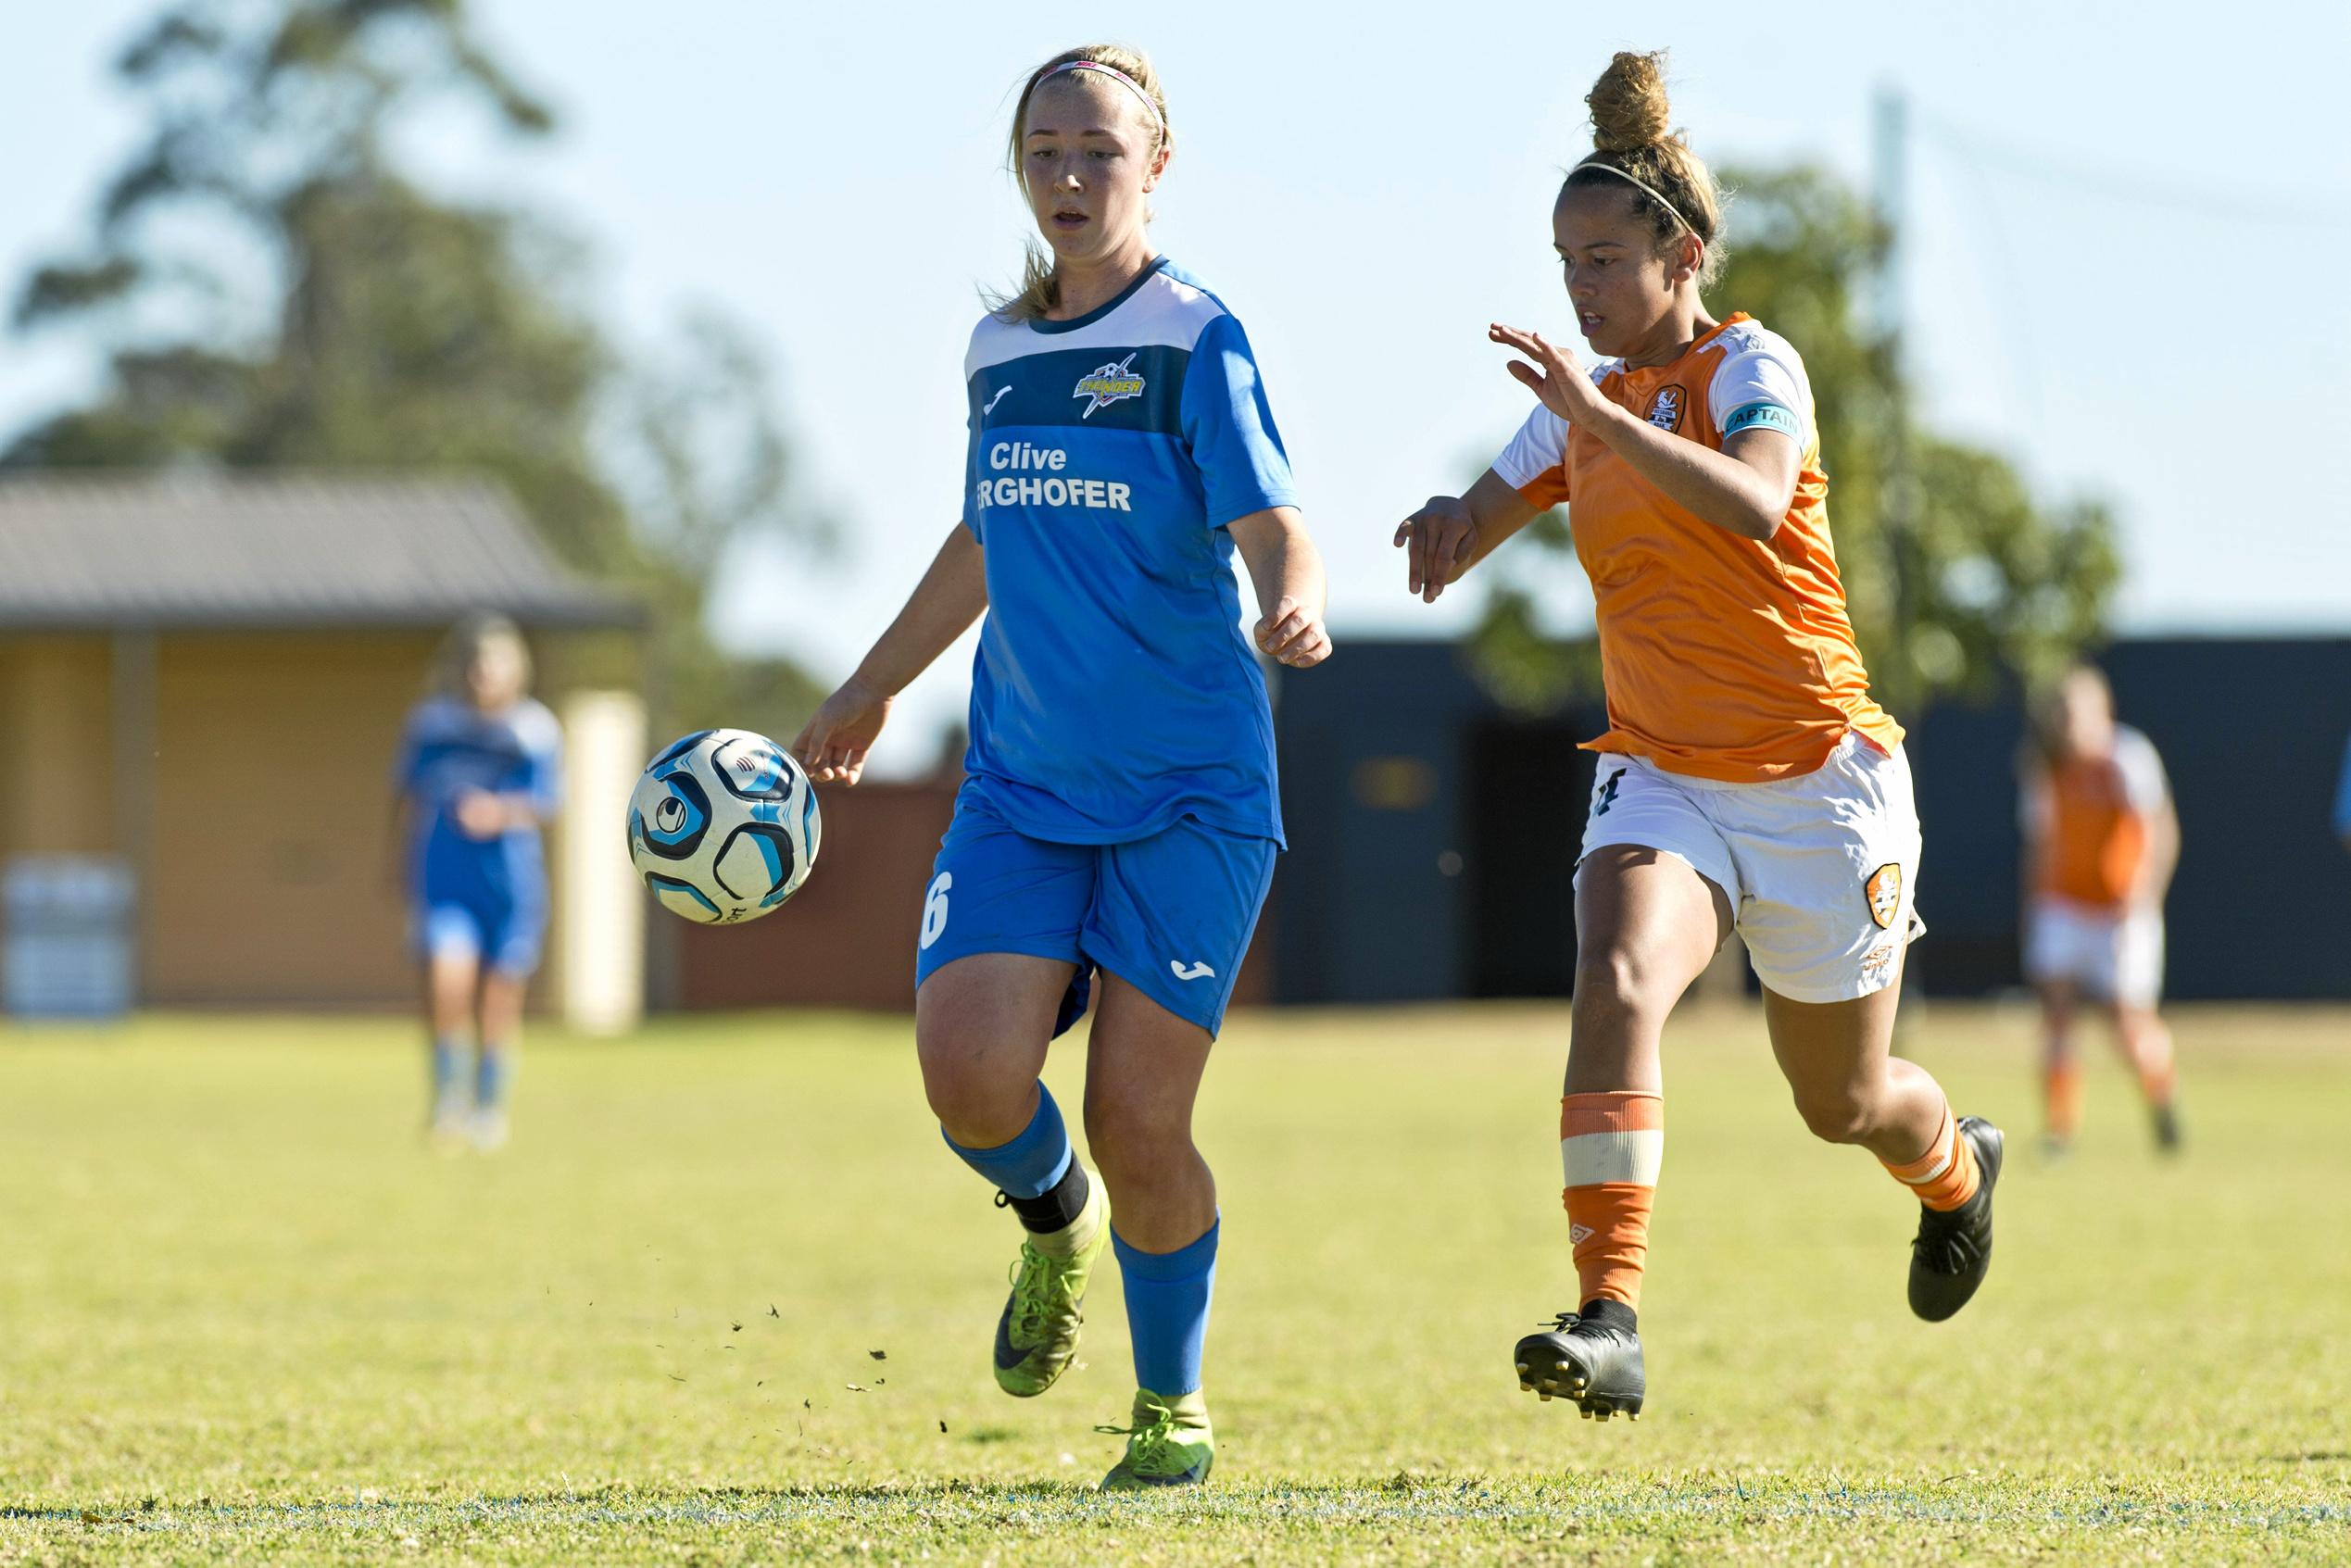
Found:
[1395,495,1478,603]
[791,675,893,786]
[1256,596,1332,670]
[1490,322,1607,428]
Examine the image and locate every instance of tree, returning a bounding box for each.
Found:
[1471,165,2118,718]
[6,0,823,733]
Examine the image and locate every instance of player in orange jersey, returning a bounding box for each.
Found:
[1394,52,2002,1420]
[2019,665,2181,1156]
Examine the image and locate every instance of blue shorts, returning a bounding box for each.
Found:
[912,792,1277,1038]
[414,894,545,977]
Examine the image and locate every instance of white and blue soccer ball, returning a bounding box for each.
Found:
[627,728,820,924]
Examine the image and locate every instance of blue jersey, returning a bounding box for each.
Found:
[2338,733,2351,838]
[959,258,1298,847]
[394,696,561,908]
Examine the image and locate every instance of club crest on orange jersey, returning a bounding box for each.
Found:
[1645,384,1686,433]
[1865,863,1903,930]
[1073,353,1146,418]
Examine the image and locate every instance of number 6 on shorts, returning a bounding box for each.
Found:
[921,872,953,950]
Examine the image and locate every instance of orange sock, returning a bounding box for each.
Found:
[1883,1101,1980,1211]
[2043,1058,2082,1141]
[1560,1092,1663,1309]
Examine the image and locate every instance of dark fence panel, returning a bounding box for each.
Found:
[1276,636,2351,1004]
[2106,638,2351,999]
[1273,643,1482,1003]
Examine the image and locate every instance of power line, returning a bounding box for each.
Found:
[1913,107,2351,227]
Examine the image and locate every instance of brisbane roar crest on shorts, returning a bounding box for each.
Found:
[1866,862,1903,930]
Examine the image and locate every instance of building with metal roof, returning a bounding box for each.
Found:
[0,472,646,1027]
[0,471,635,630]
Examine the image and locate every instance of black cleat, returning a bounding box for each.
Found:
[1908,1115,2004,1322]
[1513,1299,1645,1420]
[2152,1102,2182,1155]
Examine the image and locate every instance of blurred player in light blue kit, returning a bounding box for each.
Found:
[392,614,561,1152]
[793,44,1330,1489]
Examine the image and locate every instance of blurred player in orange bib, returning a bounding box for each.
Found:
[1394,51,2002,1420]
[2020,665,2181,1156]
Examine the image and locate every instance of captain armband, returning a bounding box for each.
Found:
[1722,401,1802,441]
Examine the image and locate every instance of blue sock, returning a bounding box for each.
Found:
[1113,1218,1219,1398]
[475,1047,516,1110]
[431,1036,469,1102]
[941,1083,1073,1198]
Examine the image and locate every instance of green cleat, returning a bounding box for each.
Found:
[991,1176,1108,1399]
[1098,1387,1213,1490]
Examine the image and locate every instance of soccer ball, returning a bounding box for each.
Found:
[627,728,820,924]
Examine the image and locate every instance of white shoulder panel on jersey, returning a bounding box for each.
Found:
[509,697,561,749]
[1490,361,1614,491]
[2018,765,2050,835]
[964,269,1230,378]
[1706,320,1816,445]
[1491,404,1569,493]
[2112,724,2169,812]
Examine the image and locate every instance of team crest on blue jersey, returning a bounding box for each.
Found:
[1073,353,1147,418]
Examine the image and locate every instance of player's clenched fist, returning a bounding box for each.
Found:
[1255,596,1331,669]
[1395,495,1479,603]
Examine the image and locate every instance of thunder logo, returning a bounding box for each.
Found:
[1073,353,1146,418]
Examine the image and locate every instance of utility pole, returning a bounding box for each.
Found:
[1874,82,1928,1027]
[1873,82,1907,372]
[1872,82,1918,712]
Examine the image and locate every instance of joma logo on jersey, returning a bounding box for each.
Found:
[1073,353,1146,418]
[1646,384,1686,433]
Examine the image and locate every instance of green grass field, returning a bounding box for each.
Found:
[2,1002,2345,1565]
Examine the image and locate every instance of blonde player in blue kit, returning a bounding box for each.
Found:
[392,615,560,1153]
[792,44,1330,1490]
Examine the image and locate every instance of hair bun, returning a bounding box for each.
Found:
[1587,50,1672,153]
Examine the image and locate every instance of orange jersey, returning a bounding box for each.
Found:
[2026,726,2169,909]
[1490,314,1902,783]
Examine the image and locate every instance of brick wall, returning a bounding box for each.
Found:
[672,782,1276,1014]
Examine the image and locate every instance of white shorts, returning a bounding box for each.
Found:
[1574,733,1924,1004]
[2025,897,2164,1007]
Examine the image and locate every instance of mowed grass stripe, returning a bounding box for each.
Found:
[1,1003,2346,1564]
[28,1482,2351,1529]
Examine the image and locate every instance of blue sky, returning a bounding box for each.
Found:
[6,2,2347,767]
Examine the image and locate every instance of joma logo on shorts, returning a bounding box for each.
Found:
[1594,770,1626,817]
